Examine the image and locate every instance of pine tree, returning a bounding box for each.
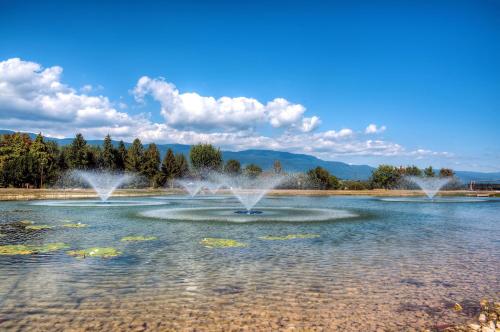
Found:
[175,153,189,178]
[115,140,127,171]
[224,159,241,175]
[142,143,161,186]
[67,133,89,169]
[102,134,116,170]
[273,160,282,174]
[161,148,179,186]
[125,138,144,172]
[30,133,51,188]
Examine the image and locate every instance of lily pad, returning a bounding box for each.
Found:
[25,224,53,230]
[19,220,34,225]
[67,247,121,258]
[120,236,157,242]
[200,238,247,248]
[62,223,88,228]
[0,242,69,255]
[258,234,320,241]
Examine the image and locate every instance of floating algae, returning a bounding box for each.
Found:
[200,238,247,248]
[67,247,121,258]
[0,242,69,255]
[120,236,157,242]
[25,224,53,230]
[62,223,88,228]
[19,220,34,225]
[258,234,320,241]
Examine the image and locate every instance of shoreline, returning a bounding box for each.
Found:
[0,188,497,201]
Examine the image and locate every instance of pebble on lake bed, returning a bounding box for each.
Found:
[442,299,499,332]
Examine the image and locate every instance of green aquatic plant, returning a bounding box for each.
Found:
[0,242,69,255]
[19,220,34,225]
[25,224,53,230]
[200,238,247,248]
[62,223,88,228]
[258,234,320,241]
[67,247,121,258]
[120,235,157,242]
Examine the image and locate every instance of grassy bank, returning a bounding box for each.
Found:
[0,188,496,201]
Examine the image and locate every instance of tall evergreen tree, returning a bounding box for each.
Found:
[30,133,51,188]
[67,133,89,169]
[115,140,127,171]
[161,148,179,186]
[175,153,189,178]
[125,138,144,172]
[101,134,116,170]
[142,143,161,186]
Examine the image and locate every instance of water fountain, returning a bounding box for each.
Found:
[405,176,452,200]
[176,179,206,197]
[33,170,167,207]
[71,170,134,201]
[220,174,286,214]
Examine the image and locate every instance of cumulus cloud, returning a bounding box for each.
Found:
[0,58,147,137]
[0,57,453,166]
[365,123,386,134]
[133,76,314,132]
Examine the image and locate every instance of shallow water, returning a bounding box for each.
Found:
[0,195,499,331]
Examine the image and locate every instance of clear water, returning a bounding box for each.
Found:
[0,195,499,331]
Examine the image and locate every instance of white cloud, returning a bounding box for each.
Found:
[365,123,386,134]
[0,58,145,136]
[132,76,315,132]
[298,116,321,133]
[0,57,456,167]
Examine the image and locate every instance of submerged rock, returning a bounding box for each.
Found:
[200,238,247,248]
[67,247,121,258]
[0,242,69,255]
[258,234,320,241]
[120,236,157,242]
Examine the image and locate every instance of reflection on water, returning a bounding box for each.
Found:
[0,196,499,331]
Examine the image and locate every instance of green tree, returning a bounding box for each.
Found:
[161,148,179,186]
[273,160,282,174]
[142,143,161,186]
[403,165,422,176]
[424,166,435,177]
[67,133,90,169]
[101,134,116,170]
[244,164,263,178]
[29,133,52,188]
[307,166,340,190]
[370,165,401,189]
[189,143,222,172]
[125,138,144,172]
[115,140,127,171]
[439,168,454,177]
[175,153,189,178]
[224,159,241,175]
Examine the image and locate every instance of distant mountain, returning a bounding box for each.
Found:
[2,129,499,182]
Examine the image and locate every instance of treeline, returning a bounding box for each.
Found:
[0,132,456,190]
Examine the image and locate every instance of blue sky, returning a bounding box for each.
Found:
[0,0,499,171]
